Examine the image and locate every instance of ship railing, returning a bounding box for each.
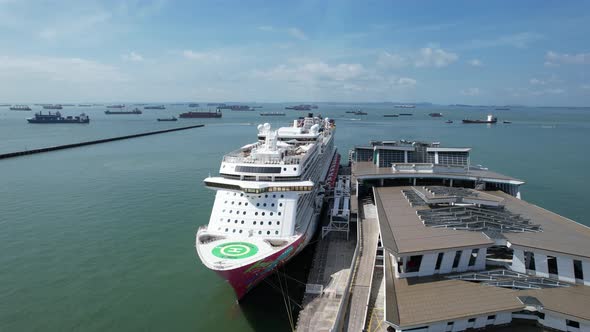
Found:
[222,155,303,165]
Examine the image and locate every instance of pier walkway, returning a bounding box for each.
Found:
[0,124,205,160]
[344,200,379,332]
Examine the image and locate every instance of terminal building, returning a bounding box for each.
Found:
[349,140,590,332]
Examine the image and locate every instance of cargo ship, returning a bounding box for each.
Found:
[462,114,498,124]
[394,104,416,108]
[219,105,253,111]
[189,103,200,108]
[196,114,337,299]
[105,108,142,115]
[429,112,443,117]
[43,104,63,110]
[27,111,89,124]
[260,112,286,116]
[157,117,178,121]
[144,105,166,110]
[285,104,316,111]
[9,105,32,111]
[179,109,222,118]
[107,104,125,109]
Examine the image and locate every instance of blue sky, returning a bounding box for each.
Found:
[0,0,589,105]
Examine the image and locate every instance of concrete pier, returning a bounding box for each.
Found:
[0,124,205,160]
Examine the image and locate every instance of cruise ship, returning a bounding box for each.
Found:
[196,114,337,299]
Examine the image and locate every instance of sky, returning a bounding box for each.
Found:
[0,0,589,105]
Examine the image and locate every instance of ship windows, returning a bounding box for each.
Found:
[255,212,259,216]
[278,212,282,216]
[265,194,268,198]
[239,230,243,234]
[267,231,271,235]
[279,203,283,207]
[238,202,241,205]
[275,231,279,235]
[271,203,275,207]
[270,212,274,216]
[241,220,244,224]
[240,193,244,197]
[245,203,248,206]
[253,221,257,225]
[233,229,236,233]
[268,221,272,225]
[277,221,280,225]
[227,219,230,222]
[243,211,246,215]
[283,168,287,171]
[256,203,260,207]
[229,210,232,213]
[263,203,267,207]
[281,195,284,198]
[231,201,234,205]
[262,212,265,216]
[258,231,262,235]
[273,194,276,198]
[225,228,228,232]
[234,220,238,223]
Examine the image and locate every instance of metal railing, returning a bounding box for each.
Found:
[330,195,362,332]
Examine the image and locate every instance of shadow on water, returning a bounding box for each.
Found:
[239,238,317,331]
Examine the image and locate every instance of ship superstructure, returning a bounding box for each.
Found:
[196,114,337,299]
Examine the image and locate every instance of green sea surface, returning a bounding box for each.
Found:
[0,104,588,331]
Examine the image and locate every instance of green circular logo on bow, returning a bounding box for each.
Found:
[212,242,258,259]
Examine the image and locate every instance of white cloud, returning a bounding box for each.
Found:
[287,27,308,41]
[468,59,482,66]
[467,32,543,49]
[532,88,565,96]
[257,25,274,32]
[460,88,481,96]
[545,51,590,66]
[378,48,457,69]
[397,77,417,87]
[254,62,365,82]
[377,52,407,69]
[122,51,144,62]
[0,55,127,83]
[415,47,458,68]
[182,50,222,62]
[529,78,546,85]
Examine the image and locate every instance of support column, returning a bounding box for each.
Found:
[380,179,384,187]
[418,253,437,277]
[474,248,487,270]
[511,249,526,273]
[457,249,471,272]
[434,151,439,164]
[535,253,549,278]
[404,151,408,163]
[583,261,590,286]
[412,178,416,186]
[439,251,455,274]
[557,256,575,283]
[449,179,454,187]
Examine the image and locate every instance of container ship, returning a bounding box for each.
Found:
[27,111,89,124]
[9,105,32,111]
[179,109,222,118]
[463,114,497,124]
[105,108,142,115]
[196,113,337,299]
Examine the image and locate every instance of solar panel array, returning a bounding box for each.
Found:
[418,206,542,233]
[448,269,570,290]
[426,186,479,198]
[402,189,427,206]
